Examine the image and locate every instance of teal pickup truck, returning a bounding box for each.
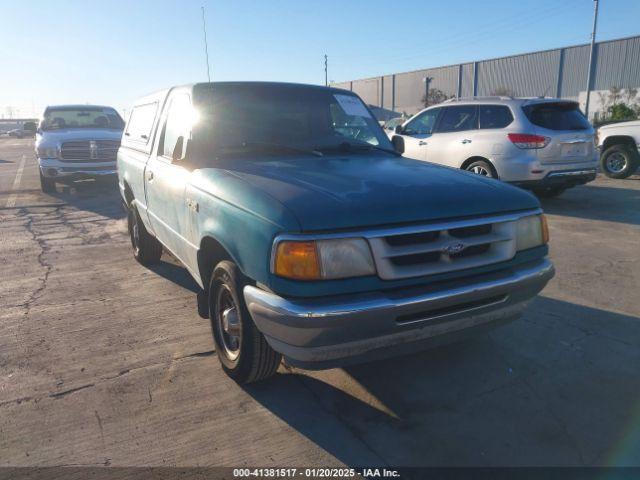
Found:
[117,82,554,384]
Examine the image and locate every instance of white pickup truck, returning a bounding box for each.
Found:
[35,105,124,192]
[597,120,640,178]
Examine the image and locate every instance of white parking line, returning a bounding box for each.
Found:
[5,155,26,208]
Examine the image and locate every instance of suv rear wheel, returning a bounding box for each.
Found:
[465,160,498,179]
[209,261,281,384]
[600,144,639,179]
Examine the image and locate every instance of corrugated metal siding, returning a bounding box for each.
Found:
[332,81,351,91]
[338,36,640,115]
[559,44,590,98]
[382,75,394,110]
[461,63,475,97]
[350,77,380,106]
[393,69,428,114]
[477,50,560,97]
[594,36,640,90]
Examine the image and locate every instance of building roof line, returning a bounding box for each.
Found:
[334,34,640,85]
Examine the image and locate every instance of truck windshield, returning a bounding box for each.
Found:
[192,84,394,157]
[522,102,591,131]
[41,107,124,131]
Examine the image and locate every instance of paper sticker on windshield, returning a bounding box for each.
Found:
[334,94,372,118]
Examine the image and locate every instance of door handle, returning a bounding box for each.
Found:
[418,141,428,146]
[147,170,154,181]
[187,198,199,213]
[461,139,472,144]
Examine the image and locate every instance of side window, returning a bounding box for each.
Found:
[403,108,440,135]
[436,105,478,133]
[160,94,192,159]
[479,105,514,129]
[125,103,158,142]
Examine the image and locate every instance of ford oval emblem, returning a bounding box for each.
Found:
[443,242,466,255]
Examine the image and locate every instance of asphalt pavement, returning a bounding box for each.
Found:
[1,137,639,467]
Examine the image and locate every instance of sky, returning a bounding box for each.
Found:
[1,0,639,117]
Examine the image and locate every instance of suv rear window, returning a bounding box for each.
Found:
[479,105,513,129]
[522,102,591,131]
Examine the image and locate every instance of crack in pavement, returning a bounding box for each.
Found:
[18,208,53,314]
[1,350,218,407]
[49,383,95,399]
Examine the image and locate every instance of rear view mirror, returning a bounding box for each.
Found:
[394,125,403,134]
[391,135,405,154]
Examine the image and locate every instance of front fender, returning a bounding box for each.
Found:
[189,169,301,287]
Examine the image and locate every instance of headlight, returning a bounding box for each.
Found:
[516,214,549,251]
[37,146,59,159]
[273,238,375,280]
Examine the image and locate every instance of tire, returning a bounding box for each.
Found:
[39,170,56,193]
[465,159,498,179]
[600,144,639,179]
[533,186,566,198]
[209,261,281,384]
[127,204,162,265]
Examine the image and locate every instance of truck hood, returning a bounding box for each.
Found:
[598,120,640,131]
[36,128,123,147]
[209,154,540,231]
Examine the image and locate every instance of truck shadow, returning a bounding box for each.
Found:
[244,296,640,467]
[539,181,640,226]
[48,177,124,220]
[147,258,200,294]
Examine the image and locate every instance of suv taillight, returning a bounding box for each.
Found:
[508,133,550,149]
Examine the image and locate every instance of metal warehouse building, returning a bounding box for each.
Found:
[332,35,640,119]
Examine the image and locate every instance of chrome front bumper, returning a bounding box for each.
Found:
[244,258,554,368]
[38,157,117,178]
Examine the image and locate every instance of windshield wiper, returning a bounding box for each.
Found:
[318,141,400,156]
[223,141,323,157]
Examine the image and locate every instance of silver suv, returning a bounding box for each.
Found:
[391,97,598,197]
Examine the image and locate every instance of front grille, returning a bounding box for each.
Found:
[60,140,120,163]
[367,215,519,280]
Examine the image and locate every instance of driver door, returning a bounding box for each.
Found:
[145,92,193,262]
[396,108,441,161]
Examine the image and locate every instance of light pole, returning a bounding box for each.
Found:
[423,77,433,107]
[324,55,328,86]
[584,0,599,119]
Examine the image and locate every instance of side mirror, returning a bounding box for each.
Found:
[391,135,405,154]
[172,136,186,162]
[394,125,403,134]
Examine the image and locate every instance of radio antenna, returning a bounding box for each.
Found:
[201,6,211,82]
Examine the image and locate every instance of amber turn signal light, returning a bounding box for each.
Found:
[274,241,321,280]
[541,214,549,244]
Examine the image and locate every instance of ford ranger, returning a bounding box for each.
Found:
[36,105,124,192]
[117,82,554,384]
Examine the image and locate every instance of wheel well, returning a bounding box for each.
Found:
[198,236,232,291]
[461,156,495,172]
[603,135,637,152]
[123,181,134,206]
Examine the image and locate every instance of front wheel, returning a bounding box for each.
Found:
[465,160,498,179]
[600,145,639,179]
[209,261,281,384]
[39,170,56,193]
